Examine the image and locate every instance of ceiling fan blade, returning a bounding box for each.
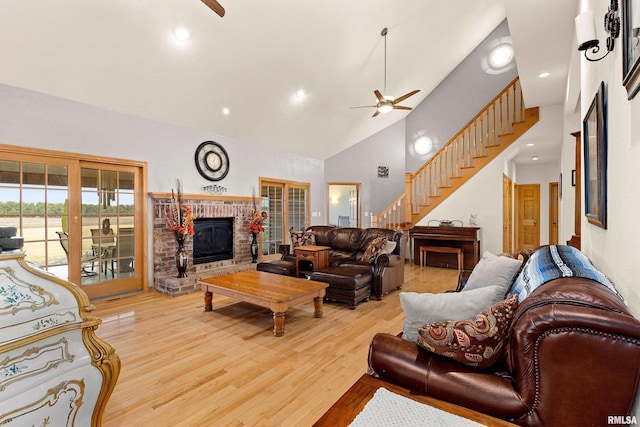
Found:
[374,90,385,103]
[393,89,420,105]
[349,105,376,109]
[201,0,225,17]
[372,110,381,118]
[393,105,412,111]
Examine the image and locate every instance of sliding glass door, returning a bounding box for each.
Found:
[0,148,146,299]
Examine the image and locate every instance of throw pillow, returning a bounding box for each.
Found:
[463,251,522,296]
[290,231,316,248]
[399,285,504,342]
[416,294,519,369]
[362,236,387,263]
[381,240,397,255]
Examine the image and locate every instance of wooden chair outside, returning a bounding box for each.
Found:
[117,227,135,273]
[91,228,116,278]
[56,231,99,277]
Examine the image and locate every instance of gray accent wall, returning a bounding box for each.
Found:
[405,20,518,173]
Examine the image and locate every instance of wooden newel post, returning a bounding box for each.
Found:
[404,173,413,225]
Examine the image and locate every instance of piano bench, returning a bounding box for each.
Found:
[419,246,463,272]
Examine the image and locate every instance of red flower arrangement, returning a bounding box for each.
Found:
[165,181,196,241]
[248,210,268,234]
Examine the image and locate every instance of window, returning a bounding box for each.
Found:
[260,179,310,258]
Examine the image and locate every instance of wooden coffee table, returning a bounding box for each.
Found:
[314,374,517,426]
[199,270,328,337]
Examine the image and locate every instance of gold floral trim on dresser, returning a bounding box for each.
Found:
[0,379,84,426]
[0,338,74,392]
[0,265,57,316]
[0,252,120,427]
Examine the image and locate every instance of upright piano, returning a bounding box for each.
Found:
[409,226,480,271]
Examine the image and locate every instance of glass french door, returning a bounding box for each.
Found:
[0,150,145,299]
[78,163,140,298]
[260,179,310,258]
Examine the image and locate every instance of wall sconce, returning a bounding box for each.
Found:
[575,0,620,62]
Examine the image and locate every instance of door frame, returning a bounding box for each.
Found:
[502,174,513,253]
[327,182,362,228]
[0,144,149,296]
[549,181,559,245]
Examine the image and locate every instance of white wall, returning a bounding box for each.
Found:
[0,82,326,216]
[0,82,327,283]
[569,1,640,319]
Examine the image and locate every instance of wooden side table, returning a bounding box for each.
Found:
[294,245,330,277]
[313,374,517,426]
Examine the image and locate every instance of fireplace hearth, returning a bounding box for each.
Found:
[151,192,256,296]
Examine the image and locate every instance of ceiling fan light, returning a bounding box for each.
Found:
[377,103,393,114]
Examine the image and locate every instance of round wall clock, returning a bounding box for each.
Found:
[194,141,230,181]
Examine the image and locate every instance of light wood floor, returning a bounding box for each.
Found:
[93,264,459,426]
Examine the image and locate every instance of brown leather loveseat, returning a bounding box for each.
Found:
[368,247,640,426]
[258,226,407,308]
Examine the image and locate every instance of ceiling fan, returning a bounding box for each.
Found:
[201,0,225,17]
[351,28,420,117]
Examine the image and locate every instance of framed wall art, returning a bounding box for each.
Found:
[582,82,607,229]
[622,0,640,99]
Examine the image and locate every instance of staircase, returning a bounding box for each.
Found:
[372,77,539,230]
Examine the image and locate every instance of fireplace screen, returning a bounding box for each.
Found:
[193,217,234,264]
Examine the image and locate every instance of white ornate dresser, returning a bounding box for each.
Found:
[0,250,120,426]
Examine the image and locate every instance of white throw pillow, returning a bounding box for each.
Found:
[400,285,504,342]
[381,240,397,254]
[463,251,522,296]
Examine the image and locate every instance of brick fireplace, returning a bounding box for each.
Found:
[150,193,257,296]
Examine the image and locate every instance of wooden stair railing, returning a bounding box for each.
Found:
[372,77,539,230]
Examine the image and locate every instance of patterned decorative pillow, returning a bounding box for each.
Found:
[416,294,519,369]
[362,236,387,263]
[290,231,315,248]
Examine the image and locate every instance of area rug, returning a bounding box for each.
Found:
[348,387,486,427]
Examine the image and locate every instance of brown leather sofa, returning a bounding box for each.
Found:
[258,226,407,308]
[368,268,640,425]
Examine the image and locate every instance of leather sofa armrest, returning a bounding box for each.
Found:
[374,253,401,268]
[368,333,526,420]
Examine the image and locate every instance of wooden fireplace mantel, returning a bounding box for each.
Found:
[149,192,254,202]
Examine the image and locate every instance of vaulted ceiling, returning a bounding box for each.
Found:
[0,0,578,160]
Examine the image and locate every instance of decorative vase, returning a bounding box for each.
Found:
[175,236,188,278]
[250,232,259,263]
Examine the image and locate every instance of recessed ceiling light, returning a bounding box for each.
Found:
[489,43,514,68]
[531,156,539,161]
[174,26,190,42]
[526,143,535,147]
[295,89,305,100]
[539,72,550,78]
[222,107,230,115]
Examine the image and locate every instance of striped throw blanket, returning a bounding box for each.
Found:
[510,245,622,302]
